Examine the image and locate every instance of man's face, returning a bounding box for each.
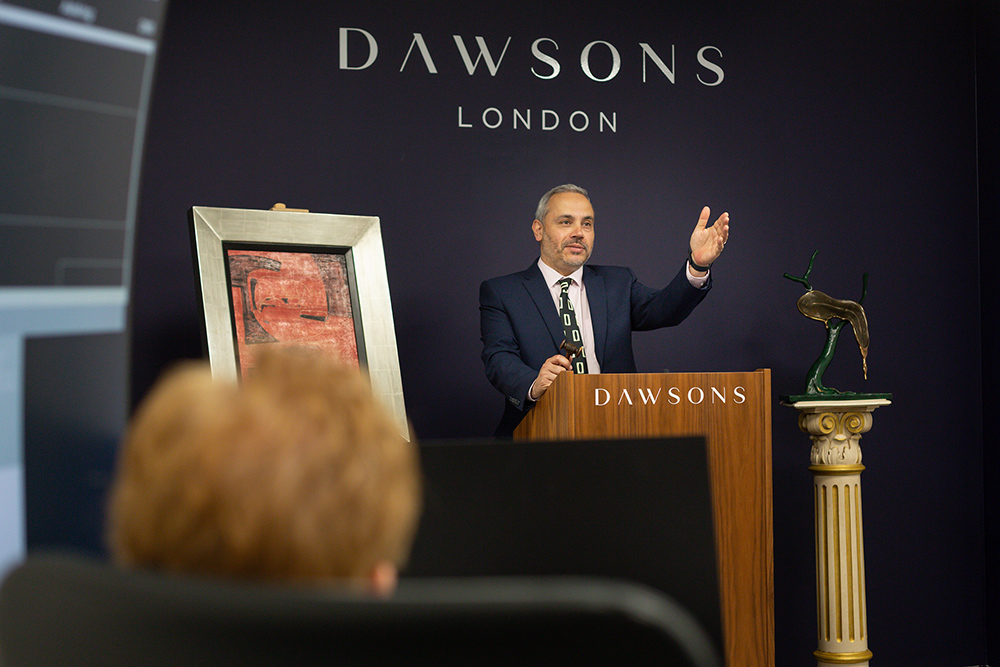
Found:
[533,192,595,276]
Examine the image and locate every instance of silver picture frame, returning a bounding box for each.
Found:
[189,205,408,437]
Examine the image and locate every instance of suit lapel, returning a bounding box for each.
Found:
[584,266,607,364]
[522,263,563,350]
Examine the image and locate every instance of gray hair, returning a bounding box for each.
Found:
[535,184,590,222]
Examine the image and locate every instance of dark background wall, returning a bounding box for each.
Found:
[977,0,999,663]
[95,0,993,664]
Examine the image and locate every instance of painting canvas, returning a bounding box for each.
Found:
[224,245,362,379]
[189,206,407,436]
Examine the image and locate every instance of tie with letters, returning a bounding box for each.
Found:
[558,277,589,374]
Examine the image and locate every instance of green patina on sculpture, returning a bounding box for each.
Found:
[782,251,891,402]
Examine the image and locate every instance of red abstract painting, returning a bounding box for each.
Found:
[227,248,359,378]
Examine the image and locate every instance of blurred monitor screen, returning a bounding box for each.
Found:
[0,0,167,288]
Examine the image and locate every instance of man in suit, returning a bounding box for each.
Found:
[480,184,730,438]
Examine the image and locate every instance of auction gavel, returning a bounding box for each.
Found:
[559,340,583,360]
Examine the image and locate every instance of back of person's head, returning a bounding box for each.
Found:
[107,346,421,593]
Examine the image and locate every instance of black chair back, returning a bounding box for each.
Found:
[0,553,720,667]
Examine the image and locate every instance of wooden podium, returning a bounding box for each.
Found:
[514,370,774,667]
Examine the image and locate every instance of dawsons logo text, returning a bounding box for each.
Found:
[339,28,725,134]
[595,385,747,407]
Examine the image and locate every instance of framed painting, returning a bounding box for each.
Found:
[189,206,407,436]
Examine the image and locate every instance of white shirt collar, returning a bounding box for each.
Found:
[536,258,585,288]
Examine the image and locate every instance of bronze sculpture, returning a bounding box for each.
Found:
[783,251,889,400]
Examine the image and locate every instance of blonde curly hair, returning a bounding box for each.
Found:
[107,347,421,588]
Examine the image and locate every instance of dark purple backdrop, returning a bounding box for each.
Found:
[124,1,992,664]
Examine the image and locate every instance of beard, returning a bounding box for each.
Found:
[558,239,590,266]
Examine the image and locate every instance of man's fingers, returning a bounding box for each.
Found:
[538,356,570,386]
[695,206,711,230]
[548,354,572,370]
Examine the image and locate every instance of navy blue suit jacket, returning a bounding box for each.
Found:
[480,261,710,437]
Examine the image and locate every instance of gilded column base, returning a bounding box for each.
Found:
[814,648,873,665]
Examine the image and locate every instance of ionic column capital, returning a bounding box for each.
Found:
[786,399,889,468]
[800,411,871,466]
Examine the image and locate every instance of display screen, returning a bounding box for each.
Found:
[0,0,167,287]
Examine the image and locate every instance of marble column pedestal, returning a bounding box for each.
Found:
[785,398,890,667]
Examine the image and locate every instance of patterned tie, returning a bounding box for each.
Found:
[558,278,589,374]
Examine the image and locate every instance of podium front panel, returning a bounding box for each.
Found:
[513,370,774,667]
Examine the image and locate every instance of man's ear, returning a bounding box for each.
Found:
[367,561,398,597]
[532,219,544,241]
